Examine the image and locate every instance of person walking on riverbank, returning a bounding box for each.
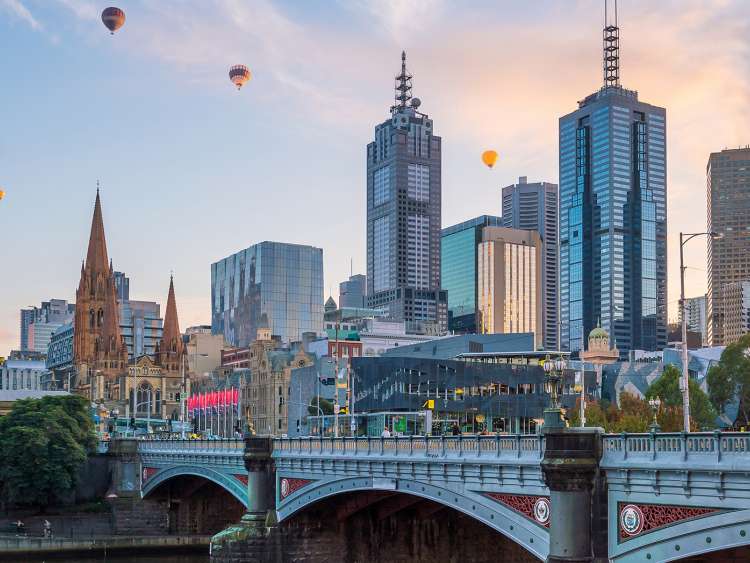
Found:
[15,520,25,536]
[43,519,52,538]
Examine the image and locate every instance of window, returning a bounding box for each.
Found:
[407,163,429,201]
[373,166,390,206]
[373,216,391,292]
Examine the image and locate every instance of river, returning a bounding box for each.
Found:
[22,555,208,563]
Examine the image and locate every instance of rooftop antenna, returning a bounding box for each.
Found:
[391,50,412,113]
[603,0,620,88]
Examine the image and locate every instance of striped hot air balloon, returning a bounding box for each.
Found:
[101,7,125,35]
[229,65,251,90]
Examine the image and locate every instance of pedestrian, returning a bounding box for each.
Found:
[43,519,52,538]
[16,520,25,536]
[451,422,460,436]
[381,426,391,438]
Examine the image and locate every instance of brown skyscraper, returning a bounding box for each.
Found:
[73,190,128,399]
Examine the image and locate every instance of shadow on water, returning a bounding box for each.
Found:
[16,556,208,563]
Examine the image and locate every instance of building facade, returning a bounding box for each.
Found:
[681,295,708,346]
[441,215,502,334]
[477,227,543,349]
[501,177,559,350]
[20,299,75,352]
[366,52,447,334]
[0,359,50,391]
[46,322,74,390]
[707,147,750,345]
[722,282,750,345]
[559,15,667,357]
[211,241,324,347]
[119,300,163,359]
[339,274,367,308]
[114,271,130,302]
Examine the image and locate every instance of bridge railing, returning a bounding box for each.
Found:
[137,438,244,454]
[601,432,750,466]
[273,434,544,460]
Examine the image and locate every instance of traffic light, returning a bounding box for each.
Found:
[175,392,181,402]
[130,416,136,429]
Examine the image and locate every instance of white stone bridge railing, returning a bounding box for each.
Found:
[137,438,245,455]
[273,434,544,461]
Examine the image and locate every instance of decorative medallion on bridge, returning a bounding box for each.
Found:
[233,474,248,486]
[280,477,314,500]
[618,502,722,541]
[142,467,159,483]
[484,493,551,528]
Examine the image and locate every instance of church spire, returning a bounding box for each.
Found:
[160,274,183,369]
[85,189,110,273]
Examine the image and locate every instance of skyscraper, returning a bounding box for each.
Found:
[706,147,750,345]
[366,52,447,334]
[502,177,559,349]
[680,295,707,346]
[441,215,502,333]
[477,226,544,348]
[559,4,667,356]
[211,241,324,347]
[20,299,75,352]
[339,274,367,308]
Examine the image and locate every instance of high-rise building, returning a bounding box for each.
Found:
[477,227,544,349]
[119,300,163,359]
[441,215,502,333]
[211,241,324,347]
[114,271,130,302]
[20,300,75,352]
[707,147,750,345]
[339,274,367,308]
[502,177,559,349]
[722,282,750,345]
[680,295,707,346]
[366,52,447,334]
[559,5,667,356]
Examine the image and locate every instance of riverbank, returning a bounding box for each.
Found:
[0,534,210,561]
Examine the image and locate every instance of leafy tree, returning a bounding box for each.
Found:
[308,396,334,416]
[707,364,733,415]
[645,365,717,431]
[707,334,750,426]
[0,395,95,507]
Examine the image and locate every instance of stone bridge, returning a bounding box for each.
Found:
[108,432,750,562]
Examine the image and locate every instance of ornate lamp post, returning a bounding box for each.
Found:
[648,397,661,432]
[543,356,566,429]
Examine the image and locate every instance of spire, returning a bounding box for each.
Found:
[85,189,110,273]
[392,50,412,113]
[603,0,620,88]
[160,274,183,364]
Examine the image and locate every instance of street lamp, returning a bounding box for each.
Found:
[648,397,661,432]
[543,356,566,429]
[679,231,722,432]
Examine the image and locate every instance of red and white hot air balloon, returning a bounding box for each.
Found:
[229,65,251,90]
[101,7,126,35]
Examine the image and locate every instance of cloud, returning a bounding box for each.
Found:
[2,0,43,30]
[342,0,446,40]
[54,0,98,21]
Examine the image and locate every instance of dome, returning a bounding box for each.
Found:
[589,326,609,340]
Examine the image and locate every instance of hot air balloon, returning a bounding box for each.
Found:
[229,65,251,90]
[101,7,125,35]
[482,150,498,169]
[0,189,4,201]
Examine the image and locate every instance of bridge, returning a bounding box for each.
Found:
[107,432,750,562]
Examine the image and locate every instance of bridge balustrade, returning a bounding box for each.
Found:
[137,438,244,455]
[273,434,544,460]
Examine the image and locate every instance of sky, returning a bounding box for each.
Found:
[0,0,748,356]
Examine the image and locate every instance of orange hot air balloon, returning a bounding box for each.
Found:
[0,189,4,201]
[101,7,125,35]
[482,150,499,169]
[229,65,251,90]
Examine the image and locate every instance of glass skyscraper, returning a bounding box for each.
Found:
[559,13,667,356]
[211,241,324,346]
[366,52,447,334]
[441,215,502,333]
[502,177,559,350]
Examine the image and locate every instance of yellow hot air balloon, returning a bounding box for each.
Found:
[0,189,5,200]
[482,150,498,169]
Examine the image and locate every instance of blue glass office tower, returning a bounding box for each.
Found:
[211,241,324,346]
[559,10,667,356]
[441,215,502,333]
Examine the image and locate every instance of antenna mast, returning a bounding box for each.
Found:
[391,51,413,113]
[603,0,620,88]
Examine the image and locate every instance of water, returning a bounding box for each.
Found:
[23,556,208,563]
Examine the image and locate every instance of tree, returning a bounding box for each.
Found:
[308,396,334,416]
[646,365,717,431]
[0,395,96,507]
[707,364,733,415]
[707,334,750,426]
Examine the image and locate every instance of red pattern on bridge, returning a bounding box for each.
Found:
[619,502,721,540]
[484,493,551,528]
[233,474,248,486]
[142,467,159,482]
[280,477,314,499]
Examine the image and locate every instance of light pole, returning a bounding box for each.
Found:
[543,356,566,429]
[648,397,661,432]
[679,231,722,432]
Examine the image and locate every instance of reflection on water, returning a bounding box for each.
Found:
[25,556,208,563]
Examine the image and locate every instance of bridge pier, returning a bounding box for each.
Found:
[542,427,603,563]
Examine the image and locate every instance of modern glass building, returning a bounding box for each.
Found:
[366,52,447,334]
[339,274,367,308]
[502,178,559,350]
[119,300,163,359]
[211,241,324,346]
[559,14,667,356]
[441,215,502,333]
[706,147,750,345]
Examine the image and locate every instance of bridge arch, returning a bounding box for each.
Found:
[277,476,548,561]
[611,509,750,562]
[142,465,248,508]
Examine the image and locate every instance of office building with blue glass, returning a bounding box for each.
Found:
[211,241,324,347]
[559,12,667,356]
[441,215,502,333]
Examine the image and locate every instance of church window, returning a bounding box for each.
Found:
[89,310,95,329]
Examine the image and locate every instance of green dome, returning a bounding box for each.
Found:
[589,327,609,339]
